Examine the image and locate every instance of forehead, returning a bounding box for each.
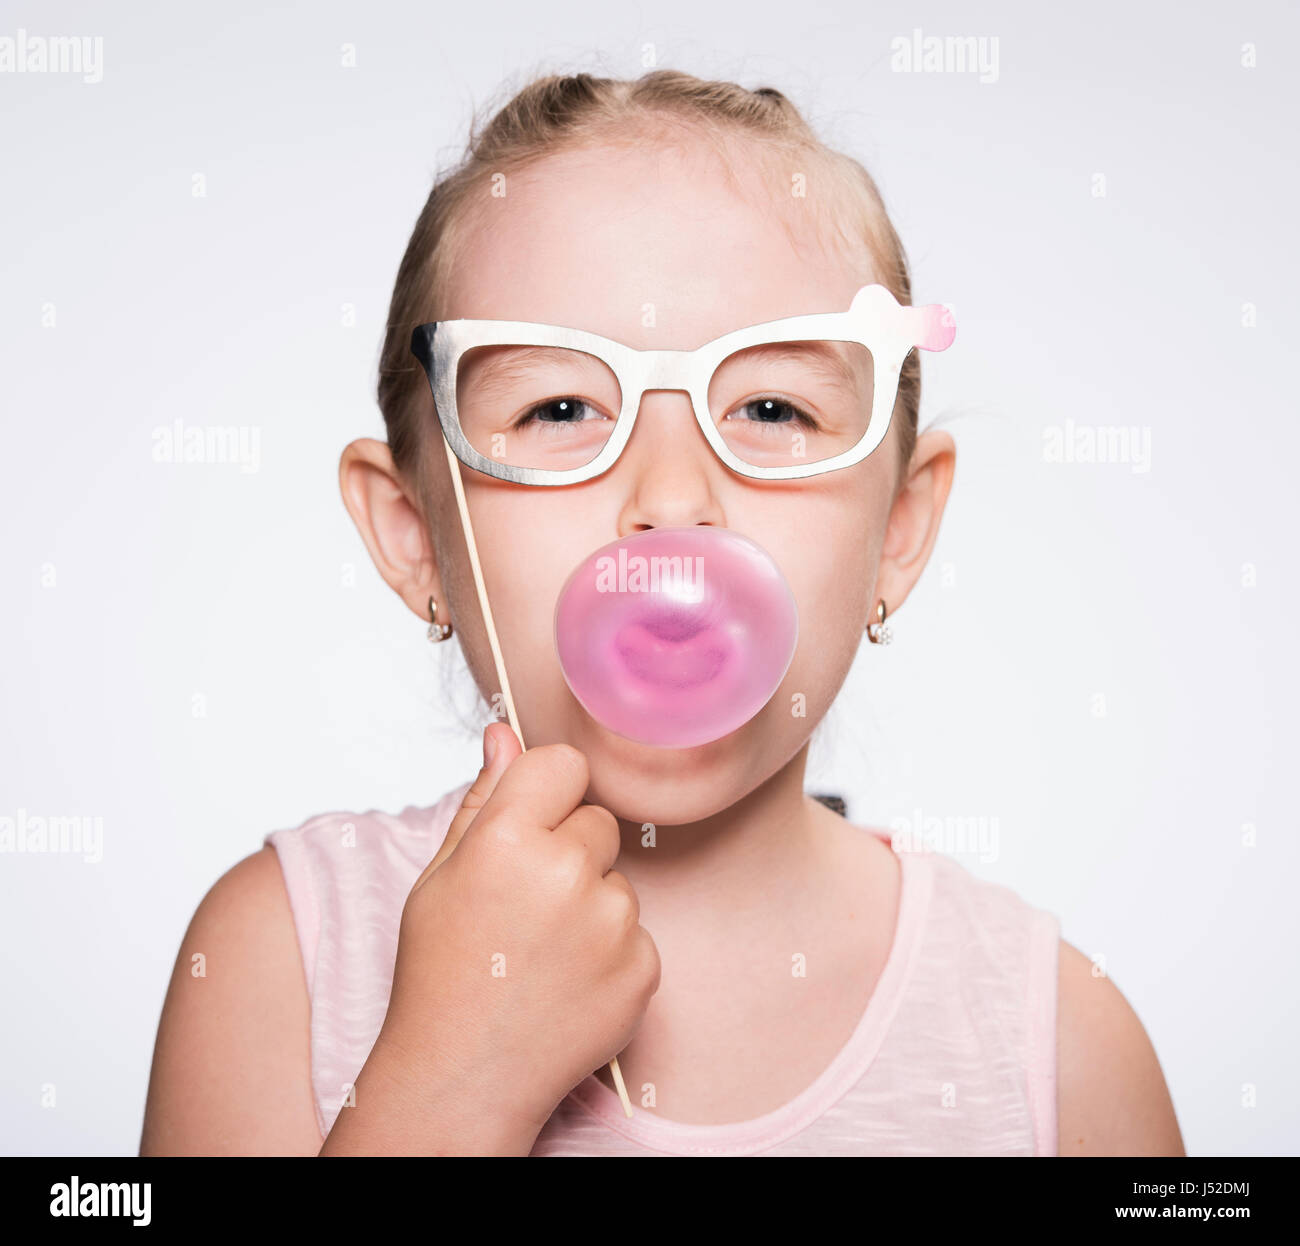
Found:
[440,135,875,351]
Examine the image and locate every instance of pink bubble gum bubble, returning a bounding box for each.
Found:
[554,527,798,749]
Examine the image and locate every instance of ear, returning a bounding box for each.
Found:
[338,438,440,622]
[873,428,956,619]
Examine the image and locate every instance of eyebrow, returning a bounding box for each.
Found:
[457,345,615,403]
[719,340,866,391]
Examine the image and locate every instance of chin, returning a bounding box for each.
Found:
[565,713,794,827]
[588,771,738,827]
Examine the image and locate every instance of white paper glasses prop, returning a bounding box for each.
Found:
[411,283,956,485]
[410,285,956,1115]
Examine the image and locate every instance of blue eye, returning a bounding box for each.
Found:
[516,398,606,427]
[727,398,820,429]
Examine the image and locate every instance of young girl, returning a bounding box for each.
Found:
[140,69,1184,1157]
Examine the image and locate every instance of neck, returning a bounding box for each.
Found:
[612,742,830,923]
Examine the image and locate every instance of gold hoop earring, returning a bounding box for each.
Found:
[866,599,892,645]
[427,596,453,643]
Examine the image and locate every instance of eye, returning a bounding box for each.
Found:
[515,397,610,427]
[724,397,820,429]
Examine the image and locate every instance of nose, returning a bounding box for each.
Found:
[613,388,728,537]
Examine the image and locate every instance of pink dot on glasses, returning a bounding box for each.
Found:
[554,527,799,749]
[912,303,957,352]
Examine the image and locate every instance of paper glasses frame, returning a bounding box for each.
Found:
[409,283,956,485]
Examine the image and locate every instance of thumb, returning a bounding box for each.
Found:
[415,721,522,886]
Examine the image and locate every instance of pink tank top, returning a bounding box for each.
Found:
[264,783,1060,1156]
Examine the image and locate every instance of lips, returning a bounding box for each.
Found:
[636,606,707,642]
[613,618,731,689]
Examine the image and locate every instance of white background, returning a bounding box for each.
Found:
[1,0,1296,1157]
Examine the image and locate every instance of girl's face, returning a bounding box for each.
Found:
[405,137,946,824]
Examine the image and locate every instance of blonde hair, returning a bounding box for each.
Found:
[377,69,925,491]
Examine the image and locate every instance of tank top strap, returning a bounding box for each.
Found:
[879,847,1061,1155]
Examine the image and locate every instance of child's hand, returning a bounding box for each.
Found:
[345,723,660,1153]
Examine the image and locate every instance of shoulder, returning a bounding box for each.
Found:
[913,848,1060,967]
[140,846,321,1155]
[141,789,472,1156]
[264,791,470,877]
[1056,938,1185,1156]
[260,791,470,950]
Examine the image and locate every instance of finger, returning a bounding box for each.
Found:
[551,803,622,879]
[597,867,641,932]
[415,721,521,887]
[635,925,662,997]
[467,741,591,838]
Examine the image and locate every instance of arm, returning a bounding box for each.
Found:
[1056,938,1186,1156]
[139,846,324,1155]
[139,843,548,1156]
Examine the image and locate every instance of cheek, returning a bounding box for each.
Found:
[769,484,883,634]
[761,487,884,699]
[784,540,874,699]
[790,520,876,611]
[458,489,597,691]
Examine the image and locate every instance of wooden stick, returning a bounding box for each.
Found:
[442,437,635,1120]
